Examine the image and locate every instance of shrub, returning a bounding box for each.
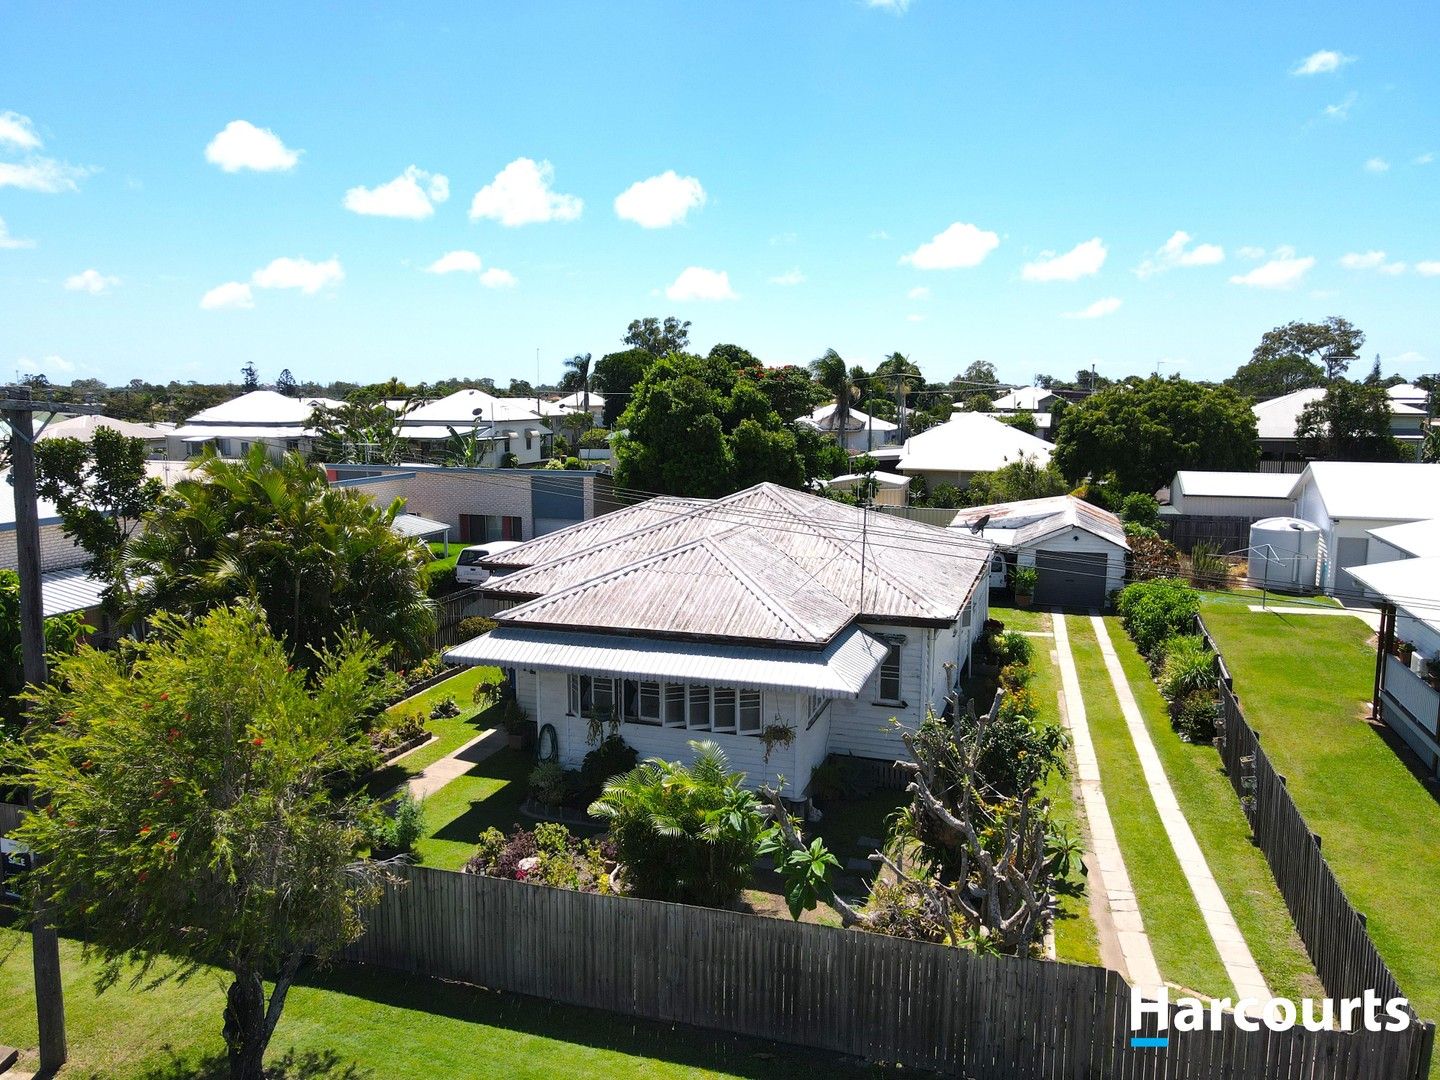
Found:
[992,630,1034,667]
[369,710,426,753]
[564,456,586,470]
[1123,521,1158,541]
[464,824,617,893]
[1011,565,1038,595]
[1188,541,1229,589]
[1129,534,1182,581]
[365,791,427,857]
[1157,635,1217,700]
[464,827,507,874]
[579,427,610,449]
[429,695,460,720]
[1116,578,1199,659]
[528,761,571,807]
[1171,690,1220,743]
[579,735,638,801]
[997,686,1036,723]
[1120,492,1160,530]
[427,566,458,596]
[456,616,497,638]
[998,663,1032,691]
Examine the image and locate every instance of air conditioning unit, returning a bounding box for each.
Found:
[1411,651,1429,677]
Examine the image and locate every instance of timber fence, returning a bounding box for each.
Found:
[1196,615,1433,1050]
[347,863,1433,1078]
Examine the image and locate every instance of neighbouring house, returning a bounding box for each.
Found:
[1388,382,1431,413]
[881,412,1054,489]
[443,482,993,795]
[818,471,911,506]
[797,403,899,453]
[326,463,620,543]
[977,410,1054,441]
[951,495,1128,609]
[1253,386,1426,465]
[396,388,553,465]
[167,390,342,460]
[0,471,87,574]
[989,386,1059,413]
[548,390,607,425]
[1348,555,1440,779]
[37,414,173,458]
[1161,470,1299,551]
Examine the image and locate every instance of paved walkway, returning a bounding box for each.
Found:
[1088,615,1271,1003]
[1051,614,1165,997]
[405,728,504,800]
[1245,604,1381,630]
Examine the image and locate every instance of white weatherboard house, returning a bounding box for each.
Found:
[168,390,342,460]
[397,388,554,465]
[797,403,899,453]
[444,483,992,795]
[1253,386,1426,464]
[951,495,1129,610]
[883,412,1053,489]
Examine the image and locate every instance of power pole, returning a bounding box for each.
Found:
[2,385,96,1073]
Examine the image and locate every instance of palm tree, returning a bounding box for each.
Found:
[809,349,859,439]
[876,352,925,442]
[124,446,434,664]
[562,352,594,452]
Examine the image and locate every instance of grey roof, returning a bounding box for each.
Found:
[390,513,451,539]
[951,495,1129,551]
[41,565,106,617]
[444,623,889,697]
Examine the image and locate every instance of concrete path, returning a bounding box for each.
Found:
[1051,614,1165,997]
[1088,615,1271,1003]
[406,728,504,800]
[1245,604,1381,630]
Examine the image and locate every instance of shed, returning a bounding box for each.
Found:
[819,471,911,506]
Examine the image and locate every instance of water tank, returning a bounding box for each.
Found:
[1247,517,1321,593]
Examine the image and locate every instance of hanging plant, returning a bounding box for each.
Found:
[585,704,619,746]
[759,719,796,764]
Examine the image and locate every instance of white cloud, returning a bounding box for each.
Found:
[1338,250,1405,274]
[425,250,483,274]
[17,354,74,374]
[1415,261,1440,277]
[869,229,891,241]
[900,222,1000,270]
[1417,152,1436,166]
[1063,296,1122,319]
[867,0,912,11]
[1378,261,1407,276]
[251,256,344,294]
[1238,245,1267,260]
[1364,157,1390,173]
[480,267,517,289]
[204,120,301,173]
[64,268,119,294]
[0,216,35,249]
[770,268,806,286]
[469,157,582,226]
[1322,92,1358,120]
[0,158,91,193]
[200,281,254,310]
[614,171,706,228]
[1229,251,1315,288]
[1021,237,1107,282]
[908,286,931,300]
[343,165,449,219]
[1385,351,1428,368]
[906,313,924,323]
[0,111,42,150]
[1135,231,1224,277]
[665,266,737,301]
[1292,50,1354,76]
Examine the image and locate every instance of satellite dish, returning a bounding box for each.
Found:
[970,513,991,534]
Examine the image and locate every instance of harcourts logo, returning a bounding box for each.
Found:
[1129,990,1412,1048]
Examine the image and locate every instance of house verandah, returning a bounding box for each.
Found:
[442,482,994,797]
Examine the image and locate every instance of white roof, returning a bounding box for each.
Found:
[1348,557,1440,635]
[38,414,171,441]
[951,494,1129,551]
[551,391,605,411]
[991,386,1054,411]
[391,513,451,539]
[799,402,899,434]
[0,470,62,527]
[397,424,511,442]
[824,471,911,487]
[896,412,1053,475]
[41,565,107,617]
[404,388,546,426]
[976,410,1052,429]
[445,623,889,698]
[1172,471,1297,499]
[1295,462,1440,522]
[1387,383,1429,404]
[1252,388,1326,441]
[182,390,340,427]
[175,425,309,440]
[1368,519,1440,559]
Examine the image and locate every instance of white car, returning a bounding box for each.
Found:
[454,540,525,584]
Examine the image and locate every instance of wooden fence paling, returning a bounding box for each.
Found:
[346,864,1431,1079]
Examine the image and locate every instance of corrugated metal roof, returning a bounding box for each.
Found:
[485,497,711,569]
[184,390,340,425]
[1173,471,1297,499]
[391,513,450,539]
[1348,557,1440,635]
[444,623,889,696]
[951,495,1129,551]
[41,565,106,616]
[1368,518,1440,558]
[38,415,170,441]
[896,412,1053,474]
[404,388,546,424]
[1300,462,1440,521]
[799,403,898,433]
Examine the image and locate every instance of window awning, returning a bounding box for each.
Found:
[444,624,888,698]
[173,425,309,440]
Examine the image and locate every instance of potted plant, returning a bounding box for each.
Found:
[758,719,796,764]
[1398,640,1415,665]
[1011,565,1038,608]
[1427,657,1440,690]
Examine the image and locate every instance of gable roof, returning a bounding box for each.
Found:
[1293,462,1440,521]
[1252,388,1325,441]
[896,412,1053,474]
[951,494,1129,551]
[551,390,606,411]
[181,390,341,427]
[1348,557,1440,636]
[991,386,1055,411]
[1172,471,1297,499]
[402,387,547,425]
[799,403,898,433]
[38,414,171,441]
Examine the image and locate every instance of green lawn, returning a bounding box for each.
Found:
[989,603,1052,634]
[366,666,503,796]
[1099,616,1320,1002]
[1197,587,1339,611]
[423,540,460,576]
[1063,615,1232,998]
[414,748,535,869]
[0,930,890,1079]
[1202,607,1440,1020]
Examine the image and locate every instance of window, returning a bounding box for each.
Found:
[664,683,686,727]
[879,641,903,703]
[738,691,762,733]
[637,681,661,723]
[567,675,595,716]
[592,676,614,717]
[962,605,972,629]
[525,431,533,451]
[568,674,580,715]
[688,685,711,730]
[713,688,737,733]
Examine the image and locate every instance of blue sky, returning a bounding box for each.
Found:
[1,1,1437,389]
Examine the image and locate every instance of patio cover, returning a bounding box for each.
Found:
[390,513,451,541]
[444,624,888,697]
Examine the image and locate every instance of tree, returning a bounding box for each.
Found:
[741,362,825,422]
[310,394,413,465]
[34,426,165,597]
[623,315,691,356]
[124,447,434,664]
[1231,317,1365,398]
[4,604,394,1080]
[1295,381,1404,462]
[505,379,534,399]
[809,349,858,434]
[1052,377,1258,494]
[962,455,1070,506]
[241,362,259,390]
[876,352,924,441]
[593,347,656,426]
[1,569,87,729]
[562,353,594,446]
[1423,426,1440,464]
[275,368,297,396]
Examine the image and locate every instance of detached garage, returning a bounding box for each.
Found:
[952,495,1129,610]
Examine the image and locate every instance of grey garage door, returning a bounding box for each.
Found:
[1035,550,1109,610]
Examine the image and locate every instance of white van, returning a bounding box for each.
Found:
[454,540,525,584]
